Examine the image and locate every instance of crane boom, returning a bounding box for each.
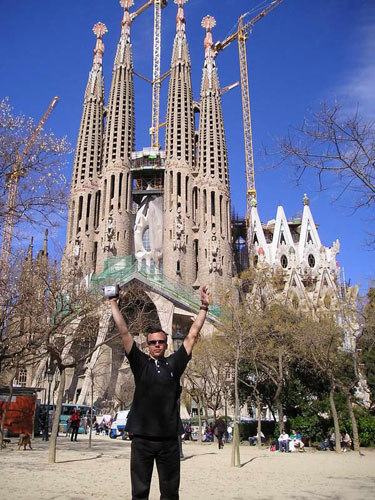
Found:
[213,0,284,260]
[131,0,154,20]
[150,0,162,149]
[238,17,256,213]
[0,96,59,278]
[214,0,284,54]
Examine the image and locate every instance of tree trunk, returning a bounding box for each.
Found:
[274,385,284,434]
[329,384,341,454]
[48,368,65,464]
[231,422,241,467]
[346,394,359,452]
[0,375,15,451]
[197,397,202,445]
[231,347,241,467]
[256,397,262,449]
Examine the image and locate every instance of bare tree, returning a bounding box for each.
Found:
[275,102,375,214]
[0,98,70,240]
[184,337,227,420]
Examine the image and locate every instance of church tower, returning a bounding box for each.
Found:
[163,0,197,285]
[98,0,135,271]
[195,16,233,297]
[63,22,107,275]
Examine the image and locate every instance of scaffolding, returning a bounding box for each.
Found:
[90,255,221,320]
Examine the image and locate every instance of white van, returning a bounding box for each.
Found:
[109,410,130,439]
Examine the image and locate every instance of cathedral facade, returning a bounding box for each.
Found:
[28,1,356,409]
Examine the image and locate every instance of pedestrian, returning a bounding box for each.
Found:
[70,409,81,442]
[110,285,210,500]
[66,416,72,437]
[213,414,227,449]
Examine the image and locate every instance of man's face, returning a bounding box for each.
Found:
[147,332,168,360]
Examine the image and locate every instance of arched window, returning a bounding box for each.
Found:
[280,255,288,269]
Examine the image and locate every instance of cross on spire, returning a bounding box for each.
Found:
[201,15,216,31]
[120,0,134,9]
[93,22,108,39]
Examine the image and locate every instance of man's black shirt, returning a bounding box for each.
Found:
[125,342,191,438]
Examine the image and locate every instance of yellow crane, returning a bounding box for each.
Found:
[214,0,284,228]
[0,96,59,280]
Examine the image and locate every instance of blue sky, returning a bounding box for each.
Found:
[1,0,374,292]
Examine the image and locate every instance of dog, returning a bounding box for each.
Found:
[18,433,32,450]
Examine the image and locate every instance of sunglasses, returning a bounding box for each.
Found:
[147,340,166,346]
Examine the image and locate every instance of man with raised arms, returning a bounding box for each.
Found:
[109,285,210,500]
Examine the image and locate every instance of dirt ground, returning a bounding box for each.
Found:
[0,434,374,499]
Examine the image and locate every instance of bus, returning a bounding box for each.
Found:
[39,403,95,435]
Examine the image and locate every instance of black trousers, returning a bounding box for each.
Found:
[217,431,225,449]
[131,436,180,500]
[70,426,78,441]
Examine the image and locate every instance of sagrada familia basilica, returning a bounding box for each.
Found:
[21,1,358,409]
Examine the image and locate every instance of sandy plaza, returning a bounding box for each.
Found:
[0,434,375,500]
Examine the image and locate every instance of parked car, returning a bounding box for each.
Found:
[110,410,130,439]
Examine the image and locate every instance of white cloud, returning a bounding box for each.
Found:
[333,22,375,117]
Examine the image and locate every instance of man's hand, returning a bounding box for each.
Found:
[200,285,210,307]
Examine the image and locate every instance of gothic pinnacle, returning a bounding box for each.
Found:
[42,228,48,255]
[92,22,107,68]
[175,0,187,32]
[202,15,216,54]
[120,0,133,37]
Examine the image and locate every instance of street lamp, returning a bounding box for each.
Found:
[44,366,54,441]
[172,327,185,459]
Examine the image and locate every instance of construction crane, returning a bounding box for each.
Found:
[214,0,284,235]
[129,0,167,149]
[150,0,168,149]
[0,96,59,280]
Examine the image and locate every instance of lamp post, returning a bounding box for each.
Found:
[172,328,185,459]
[44,366,54,441]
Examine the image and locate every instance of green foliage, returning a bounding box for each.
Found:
[340,409,375,447]
[288,414,330,442]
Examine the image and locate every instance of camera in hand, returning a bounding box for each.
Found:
[102,284,120,299]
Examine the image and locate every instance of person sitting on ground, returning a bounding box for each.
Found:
[278,429,290,452]
[340,431,352,452]
[289,429,305,452]
[317,436,329,450]
[248,430,265,446]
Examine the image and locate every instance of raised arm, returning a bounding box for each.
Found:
[109,293,133,355]
[183,286,210,356]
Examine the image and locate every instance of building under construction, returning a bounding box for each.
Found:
[21,1,358,409]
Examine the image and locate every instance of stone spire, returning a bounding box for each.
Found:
[95,0,135,270]
[63,23,107,275]
[196,16,232,296]
[164,0,195,165]
[72,22,107,186]
[103,0,135,168]
[163,0,197,285]
[26,237,34,261]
